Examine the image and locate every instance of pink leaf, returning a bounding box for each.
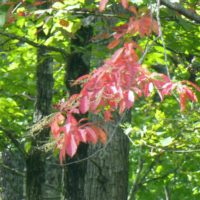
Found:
[66,133,78,157]
[79,96,90,114]
[50,121,60,139]
[50,113,65,138]
[104,110,112,121]
[107,39,120,49]
[125,90,135,108]
[111,47,124,63]
[120,0,129,9]
[180,93,186,111]
[91,126,107,144]
[85,126,98,144]
[99,0,109,12]
[185,87,197,102]
[67,113,78,125]
[119,100,126,113]
[78,129,87,143]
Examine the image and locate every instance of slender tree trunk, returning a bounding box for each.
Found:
[64,26,93,200]
[82,3,130,199]
[26,46,53,200]
[84,115,129,200]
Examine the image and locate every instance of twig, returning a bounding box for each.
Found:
[0,30,68,58]
[0,126,26,157]
[164,185,170,200]
[138,36,160,64]
[27,113,56,137]
[156,0,170,78]
[0,162,25,177]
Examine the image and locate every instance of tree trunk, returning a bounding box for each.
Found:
[26,46,53,200]
[83,3,130,199]
[64,26,93,200]
[84,115,129,200]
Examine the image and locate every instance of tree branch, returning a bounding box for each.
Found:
[0,162,25,177]
[0,126,27,157]
[160,0,200,23]
[0,30,68,58]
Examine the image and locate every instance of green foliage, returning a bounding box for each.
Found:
[0,0,199,199]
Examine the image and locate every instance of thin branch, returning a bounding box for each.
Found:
[27,113,56,137]
[0,162,25,177]
[0,30,68,58]
[0,126,27,157]
[160,0,200,23]
[63,9,129,20]
[156,0,170,78]
[138,36,159,64]
[164,185,170,200]
[0,38,11,46]
[140,153,162,184]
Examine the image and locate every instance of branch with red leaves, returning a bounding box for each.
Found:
[49,1,200,163]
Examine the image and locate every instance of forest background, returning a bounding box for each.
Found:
[0,0,200,199]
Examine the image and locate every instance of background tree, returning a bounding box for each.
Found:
[0,0,199,200]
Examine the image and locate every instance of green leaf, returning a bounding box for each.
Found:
[160,137,173,147]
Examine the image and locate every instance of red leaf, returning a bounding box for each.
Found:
[32,1,46,6]
[78,129,87,143]
[85,126,98,144]
[66,133,78,157]
[120,0,129,9]
[67,113,78,125]
[125,90,135,108]
[182,80,200,92]
[104,110,112,121]
[152,20,159,35]
[50,121,60,139]
[185,87,197,102]
[111,47,124,63]
[107,39,120,49]
[17,11,25,17]
[119,100,126,113]
[50,113,65,138]
[79,96,90,114]
[99,0,109,12]
[72,74,90,86]
[129,6,137,15]
[91,126,107,144]
[180,93,186,111]
[161,82,174,96]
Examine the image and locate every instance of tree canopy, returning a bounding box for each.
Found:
[0,0,200,199]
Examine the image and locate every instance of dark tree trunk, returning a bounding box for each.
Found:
[84,115,129,200]
[26,47,53,200]
[64,26,93,200]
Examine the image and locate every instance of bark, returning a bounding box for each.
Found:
[83,3,130,200]
[26,46,53,200]
[0,150,25,200]
[84,115,129,200]
[64,26,93,200]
